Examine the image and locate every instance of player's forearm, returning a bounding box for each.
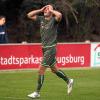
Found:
[50,10,62,20]
[27,9,41,18]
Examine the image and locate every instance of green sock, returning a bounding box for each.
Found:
[55,70,69,84]
[36,75,44,92]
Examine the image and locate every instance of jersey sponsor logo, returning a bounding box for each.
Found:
[40,21,49,30]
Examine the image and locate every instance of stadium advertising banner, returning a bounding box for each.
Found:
[0,43,90,70]
[91,43,100,67]
[57,44,90,68]
[0,44,42,70]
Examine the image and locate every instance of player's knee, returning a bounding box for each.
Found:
[38,67,46,75]
[38,69,44,75]
[51,68,57,73]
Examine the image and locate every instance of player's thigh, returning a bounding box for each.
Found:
[39,66,47,74]
[42,47,56,66]
[50,66,58,73]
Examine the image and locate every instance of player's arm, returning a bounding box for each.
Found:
[49,9,62,22]
[27,9,41,20]
[27,6,47,20]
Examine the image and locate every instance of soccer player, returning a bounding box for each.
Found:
[27,5,74,99]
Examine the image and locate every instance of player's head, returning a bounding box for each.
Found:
[0,16,6,26]
[43,5,53,18]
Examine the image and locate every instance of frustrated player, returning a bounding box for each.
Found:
[27,5,74,99]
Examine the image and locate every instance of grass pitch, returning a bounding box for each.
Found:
[0,68,100,100]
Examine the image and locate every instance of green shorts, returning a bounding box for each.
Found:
[41,46,56,67]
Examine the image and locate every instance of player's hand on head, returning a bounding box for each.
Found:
[41,5,53,11]
[48,5,53,12]
[40,6,48,12]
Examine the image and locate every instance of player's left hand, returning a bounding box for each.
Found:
[47,5,53,12]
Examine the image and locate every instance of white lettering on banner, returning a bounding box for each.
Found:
[0,54,85,66]
[0,55,42,66]
[57,54,84,65]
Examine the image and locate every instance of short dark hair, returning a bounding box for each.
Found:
[0,15,6,19]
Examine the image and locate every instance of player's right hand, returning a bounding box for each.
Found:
[40,6,47,12]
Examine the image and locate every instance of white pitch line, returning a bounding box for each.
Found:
[0,69,38,74]
[0,67,100,74]
[0,97,28,100]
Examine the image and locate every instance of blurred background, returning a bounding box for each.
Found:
[0,0,100,43]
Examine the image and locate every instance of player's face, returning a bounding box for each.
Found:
[44,7,52,17]
[0,18,6,26]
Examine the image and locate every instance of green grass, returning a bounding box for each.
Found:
[0,68,100,100]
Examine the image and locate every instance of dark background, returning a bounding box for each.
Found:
[0,0,100,43]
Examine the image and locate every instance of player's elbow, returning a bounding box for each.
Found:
[59,13,62,18]
[27,14,37,20]
[58,13,62,20]
[27,13,31,19]
[57,13,62,22]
